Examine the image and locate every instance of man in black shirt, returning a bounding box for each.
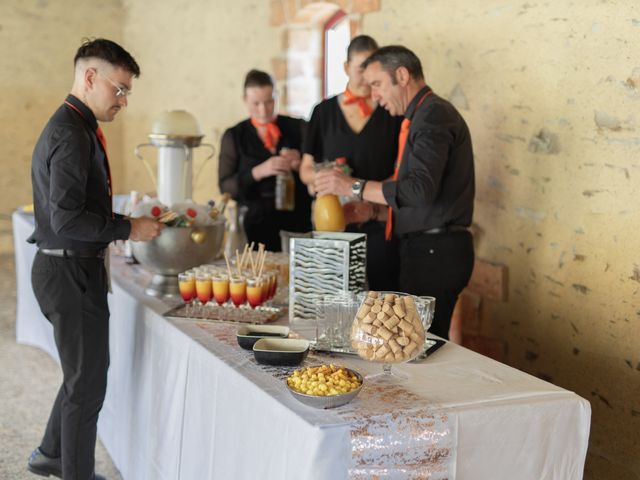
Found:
[315,45,475,339]
[27,39,163,480]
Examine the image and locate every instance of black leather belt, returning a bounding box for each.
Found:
[39,248,106,259]
[400,225,469,239]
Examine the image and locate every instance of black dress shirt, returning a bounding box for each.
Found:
[28,94,131,249]
[382,86,475,235]
[303,96,402,180]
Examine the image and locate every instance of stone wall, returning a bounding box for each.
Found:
[0,0,124,252]
[362,2,640,478]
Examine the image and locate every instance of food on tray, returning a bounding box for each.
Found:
[351,291,425,363]
[287,364,361,396]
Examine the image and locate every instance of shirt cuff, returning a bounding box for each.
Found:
[382,181,399,210]
[114,217,132,241]
[239,168,258,190]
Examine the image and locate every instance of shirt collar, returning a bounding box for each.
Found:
[404,85,432,121]
[65,94,98,130]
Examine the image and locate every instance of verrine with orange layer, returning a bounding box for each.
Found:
[195,271,213,305]
[260,275,270,303]
[246,277,263,309]
[178,272,196,303]
[212,273,230,306]
[230,275,247,307]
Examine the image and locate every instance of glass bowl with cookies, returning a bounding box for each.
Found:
[350,291,435,384]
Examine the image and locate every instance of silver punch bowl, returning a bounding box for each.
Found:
[130,220,225,297]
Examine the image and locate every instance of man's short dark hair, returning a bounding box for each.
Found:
[243,69,274,91]
[74,38,140,77]
[362,45,424,84]
[347,35,379,61]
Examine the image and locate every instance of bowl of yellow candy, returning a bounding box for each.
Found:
[286,364,363,409]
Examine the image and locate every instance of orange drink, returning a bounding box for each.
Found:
[313,195,345,232]
[259,276,269,303]
[267,271,277,299]
[178,272,196,303]
[195,271,213,305]
[246,277,263,309]
[212,273,230,306]
[230,276,247,307]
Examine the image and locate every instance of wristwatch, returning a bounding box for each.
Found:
[351,179,367,200]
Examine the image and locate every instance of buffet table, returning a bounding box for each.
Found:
[13,210,591,480]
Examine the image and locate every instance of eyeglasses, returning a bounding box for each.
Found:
[97,70,131,98]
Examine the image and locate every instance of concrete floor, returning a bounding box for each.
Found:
[0,220,121,479]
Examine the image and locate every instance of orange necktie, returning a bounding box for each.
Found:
[343,88,373,118]
[95,127,114,216]
[385,89,433,241]
[251,117,281,152]
[65,100,114,218]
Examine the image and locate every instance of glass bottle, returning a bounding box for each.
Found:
[275,172,295,211]
[275,147,295,211]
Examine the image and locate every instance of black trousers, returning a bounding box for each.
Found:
[31,251,110,480]
[347,221,399,292]
[399,231,474,339]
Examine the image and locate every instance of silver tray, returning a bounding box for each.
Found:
[165,304,285,324]
[311,338,445,363]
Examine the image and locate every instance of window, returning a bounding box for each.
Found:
[323,11,350,99]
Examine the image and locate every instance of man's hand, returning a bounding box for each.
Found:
[343,201,377,224]
[129,217,165,242]
[252,155,291,181]
[314,168,353,197]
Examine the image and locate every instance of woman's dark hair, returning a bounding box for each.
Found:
[74,38,140,77]
[347,35,379,61]
[243,69,274,91]
[361,45,424,83]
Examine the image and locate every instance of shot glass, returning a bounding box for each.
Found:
[230,275,247,308]
[246,277,263,309]
[195,270,213,306]
[212,273,230,306]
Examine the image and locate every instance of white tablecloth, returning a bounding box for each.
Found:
[13,210,591,480]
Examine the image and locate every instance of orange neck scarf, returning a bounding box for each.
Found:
[385,89,433,241]
[251,117,281,152]
[343,88,373,118]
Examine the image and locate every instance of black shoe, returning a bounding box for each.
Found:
[27,448,62,478]
[93,475,106,480]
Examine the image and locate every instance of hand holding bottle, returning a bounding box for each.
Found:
[251,154,291,180]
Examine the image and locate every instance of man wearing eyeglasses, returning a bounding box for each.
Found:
[26,38,163,480]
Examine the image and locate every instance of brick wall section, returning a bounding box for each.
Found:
[268,0,378,115]
[450,259,508,362]
[269,2,509,362]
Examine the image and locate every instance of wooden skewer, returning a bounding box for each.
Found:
[223,252,233,279]
[235,250,242,277]
[258,250,266,279]
[239,244,249,271]
[248,249,257,277]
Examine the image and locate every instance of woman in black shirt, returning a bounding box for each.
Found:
[300,36,402,290]
[219,70,312,251]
